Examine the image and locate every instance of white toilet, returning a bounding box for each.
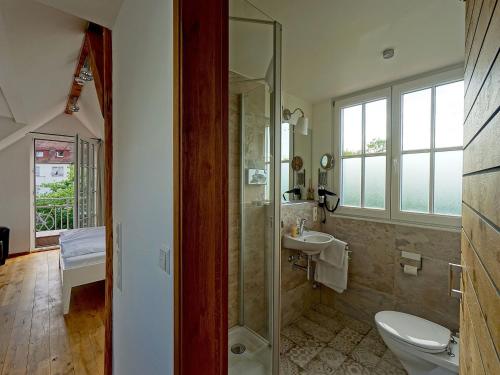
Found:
[375,311,459,375]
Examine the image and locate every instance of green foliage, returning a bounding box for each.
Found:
[343,137,386,156]
[36,165,74,231]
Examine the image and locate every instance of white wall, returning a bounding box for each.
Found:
[112,0,173,374]
[0,116,22,140]
[0,114,94,253]
[312,99,334,197]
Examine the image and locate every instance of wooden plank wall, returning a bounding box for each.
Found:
[461,0,500,374]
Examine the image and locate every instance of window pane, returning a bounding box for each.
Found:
[281,123,290,161]
[401,153,430,213]
[435,81,464,148]
[365,99,387,153]
[281,162,290,201]
[342,105,362,156]
[402,89,431,150]
[365,156,386,209]
[342,158,361,207]
[434,151,462,215]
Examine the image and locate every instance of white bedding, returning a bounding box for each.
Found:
[59,226,105,260]
[60,250,105,269]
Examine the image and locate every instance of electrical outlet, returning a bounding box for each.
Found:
[313,207,318,222]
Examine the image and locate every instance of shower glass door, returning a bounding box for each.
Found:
[229,1,281,374]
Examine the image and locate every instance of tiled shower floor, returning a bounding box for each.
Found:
[280,304,408,375]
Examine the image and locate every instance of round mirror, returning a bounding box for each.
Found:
[320,153,334,170]
[291,156,303,171]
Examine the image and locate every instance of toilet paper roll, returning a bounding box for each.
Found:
[403,264,418,276]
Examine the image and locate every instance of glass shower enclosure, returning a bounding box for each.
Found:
[228,1,282,374]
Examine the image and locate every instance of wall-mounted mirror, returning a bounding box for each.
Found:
[320,153,334,170]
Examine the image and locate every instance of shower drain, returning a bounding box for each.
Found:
[231,343,246,355]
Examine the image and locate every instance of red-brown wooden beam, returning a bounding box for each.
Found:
[65,33,89,114]
[174,0,229,374]
[65,23,105,115]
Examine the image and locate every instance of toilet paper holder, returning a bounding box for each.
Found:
[399,251,422,271]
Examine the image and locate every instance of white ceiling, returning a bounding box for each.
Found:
[36,0,123,29]
[0,0,110,142]
[249,0,465,103]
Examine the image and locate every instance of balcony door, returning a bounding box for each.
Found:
[74,135,101,229]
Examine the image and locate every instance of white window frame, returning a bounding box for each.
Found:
[333,87,392,220]
[332,67,463,228]
[391,68,463,228]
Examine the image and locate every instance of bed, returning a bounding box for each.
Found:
[59,226,106,314]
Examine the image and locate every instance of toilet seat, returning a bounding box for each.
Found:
[375,311,451,354]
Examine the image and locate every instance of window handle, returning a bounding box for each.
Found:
[392,158,398,172]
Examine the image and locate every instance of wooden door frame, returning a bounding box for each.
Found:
[173,0,229,374]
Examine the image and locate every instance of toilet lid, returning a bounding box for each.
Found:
[375,311,451,352]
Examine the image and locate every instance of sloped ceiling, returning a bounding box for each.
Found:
[36,0,123,29]
[247,0,465,102]
[0,0,108,143]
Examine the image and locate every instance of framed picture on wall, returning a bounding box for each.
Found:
[246,168,267,185]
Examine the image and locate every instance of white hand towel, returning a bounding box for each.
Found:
[314,254,348,293]
[319,238,348,268]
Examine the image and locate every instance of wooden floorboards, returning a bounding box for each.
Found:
[0,251,104,375]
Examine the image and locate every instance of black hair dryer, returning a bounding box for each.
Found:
[283,186,301,201]
[317,185,340,222]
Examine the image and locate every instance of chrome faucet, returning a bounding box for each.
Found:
[299,218,307,236]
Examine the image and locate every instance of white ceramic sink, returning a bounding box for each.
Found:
[282,230,334,255]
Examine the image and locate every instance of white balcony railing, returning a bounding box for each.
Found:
[35,197,74,232]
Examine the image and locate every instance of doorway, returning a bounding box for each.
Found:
[33,138,75,249]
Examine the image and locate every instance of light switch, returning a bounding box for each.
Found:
[116,222,123,292]
[159,246,170,274]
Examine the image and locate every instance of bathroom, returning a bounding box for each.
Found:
[227,1,497,375]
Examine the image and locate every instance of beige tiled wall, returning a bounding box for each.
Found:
[281,202,321,327]
[320,217,461,330]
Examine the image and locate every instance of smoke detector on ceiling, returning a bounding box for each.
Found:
[383,48,395,59]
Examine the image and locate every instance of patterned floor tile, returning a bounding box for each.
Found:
[366,328,386,345]
[316,347,347,370]
[335,327,364,345]
[357,336,387,357]
[335,312,371,335]
[295,317,335,343]
[349,346,381,369]
[302,358,337,375]
[287,341,325,369]
[281,335,296,354]
[328,335,358,355]
[374,359,408,375]
[332,359,371,375]
[304,309,344,334]
[312,304,338,319]
[381,349,404,369]
[282,325,312,346]
[280,354,303,375]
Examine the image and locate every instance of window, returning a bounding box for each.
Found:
[263,123,292,202]
[51,166,64,177]
[334,88,391,219]
[56,150,64,158]
[280,122,292,201]
[35,166,41,176]
[36,151,44,158]
[334,68,463,227]
[393,72,463,227]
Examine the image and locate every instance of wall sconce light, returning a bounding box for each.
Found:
[283,107,308,135]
